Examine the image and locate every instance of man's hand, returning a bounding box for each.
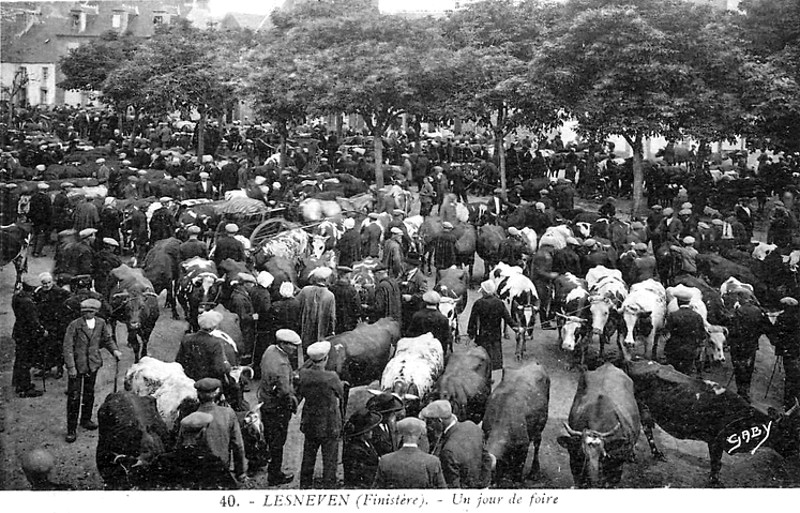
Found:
[113,350,123,361]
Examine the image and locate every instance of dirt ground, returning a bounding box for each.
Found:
[2,197,799,490]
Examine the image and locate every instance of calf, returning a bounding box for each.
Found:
[482,362,550,484]
[557,363,641,488]
[627,359,800,486]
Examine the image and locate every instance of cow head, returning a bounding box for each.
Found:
[438,296,459,333]
[192,274,222,312]
[559,313,589,352]
[706,325,727,363]
[558,422,621,488]
[589,295,614,342]
[310,235,329,259]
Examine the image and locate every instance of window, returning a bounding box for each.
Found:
[71,13,80,27]
[112,13,121,28]
[40,89,48,104]
[18,66,27,77]
[153,15,163,25]
[42,67,48,81]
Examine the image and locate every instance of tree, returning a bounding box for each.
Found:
[58,31,139,93]
[1,68,29,124]
[535,0,753,215]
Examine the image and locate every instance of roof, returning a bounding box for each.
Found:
[218,11,270,32]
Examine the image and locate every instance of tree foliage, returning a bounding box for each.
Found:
[58,31,140,92]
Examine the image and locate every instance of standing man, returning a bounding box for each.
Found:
[366,392,404,457]
[62,299,122,442]
[12,283,45,398]
[467,280,516,372]
[213,224,246,265]
[150,197,177,244]
[266,282,302,365]
[337,218,362,268]
[419,400,493,488]
[228,273,257,366]
[407,291,453,355]
[257,329,300,485]
[72,194,99,232]
[735,197,754,242]
[34,272,72,379]
[179,225,208,261]
[430,221,458,281]
[383,227,405,279]
[361,213,383,259]
[29,182,52,257]
[373,417,446,489]
[663,291,706,374]
[329,267,362,334]
[297,341,344,489]
[295,267,336,363]
[193,378,247,486]
[93,238,122,299]
[124,203,149,265]
[772,297,800,409]
[373,266,402,323]
[670,236,699,278]
[250,271,273,379]
[728,299,772,402]
[342,410,382,489]
[175,310,232,385]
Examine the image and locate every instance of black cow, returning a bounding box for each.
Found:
[0,223,31,287]
[143,237,182,320]
[96,392,170,490]
[432,345,492,425]
[109,286,160,363]
[626,359,800,486]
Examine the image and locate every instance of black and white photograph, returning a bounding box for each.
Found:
[1,0,799,505]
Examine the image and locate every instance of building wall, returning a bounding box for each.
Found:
[0,62,56,106]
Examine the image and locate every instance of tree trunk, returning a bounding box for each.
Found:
[279,131,287,170]
[197,109,206,157]
[496,107,507,201]
[696,140,709,171]
[129,108,139,146]
[628,134,645,218]
[374,132,384,189]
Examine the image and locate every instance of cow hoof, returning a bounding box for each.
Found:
[707,476,723,488]
[172,313,180,321]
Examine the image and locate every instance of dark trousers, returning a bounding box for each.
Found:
[783,357,800,410]
[261,407,291,479]
[67,371,97,432]
[42,331,64,371]
[12,338,35,392]
[732,349,757,401]
[300,435,339,489]
[420,198,433,217]
[32,224,49,255]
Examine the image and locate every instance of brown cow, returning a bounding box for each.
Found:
[432,345,492,425]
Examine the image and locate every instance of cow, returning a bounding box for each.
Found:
[453,222,477,283]
[431,345,492,425]
[539,224,572,250]
[482,362,550,484]
[621,279,667,361]
[557,363,641,488]
[378,332,444,417]
[176,257,222,332]
[553,273,592,365]
[257,227,310,262]
[673,274,732,326]
[324,318,401,412]
[587,267,628,359]
[696,253,765,300]
[666,284,727,365]
[626,359,800,486]
[143,237,182,320]
[124,356,198,431]
[350,256,381,307]
[495,267,540,360]
[109,265,160,363]
[476,224,505,280]
[96,392,170,490]
[434,267,469,343]
[0,222,31,287]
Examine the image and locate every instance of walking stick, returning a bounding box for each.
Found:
[765,356,782,399]
[113,358,120,394]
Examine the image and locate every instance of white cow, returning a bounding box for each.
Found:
[621,279,667,361]
[539,225,572,250]
[379,333,444,403]
[124,357,197,430]
[520,227,538,253]
[587,266,628,357]
[752,242,778,261]
[493,266,540,360]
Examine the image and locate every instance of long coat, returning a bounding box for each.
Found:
[329,280,362,333]
[432,420,492,488]
[175,331,231,382]
[296,285,336,350]
[197,402,246,477]
[266,297,302,346]
[337,228,362,268]
[297,367,344,439]
[72,201,99,232]
[62,317,119,375]
[258,345,296,412]
[374,446,447,489]
[373,276,402,323]
[361,223,383,258]
[28,191,52,227]
[343,439,379,489]
[467,295,515,370]
[663,306,705,363]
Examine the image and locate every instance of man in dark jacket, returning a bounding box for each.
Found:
[228,274,256,365]
[663,292,706,374]
[728,300,772,402]
[213,224,246,265]
[361,214,383,259]
[257,329,300,485]
[431,222,458,281]
[29,182,52,257]
[420,400,493,488]
[342,409,382,489]
[124,203,149,265]
[337,218,362,268]
[149,197,177,244]
[63,298,122,442]
[175,310,231,384]
[366,392,404,458]
[12,283,45,397]
[329,267,362,333]
[93,238,122,298]
[407,291,453,355]
[193,378,247,485]
[373,417,446,489]
[552,237,582,276]
[772,297,800,409]
[250,271,273,379]
[179,225,209,261]
[266,282,302,366]
[98,203,123,244]
[467,280,516,371]
[34,272,72,379]
[298,341,344,489]
[373,267,402,323]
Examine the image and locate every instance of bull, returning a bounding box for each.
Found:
[109,265,160,363]
[587,267,628,359]
[482,361,550,484]
[432,345,492,425]
[621,279,667,361]
[557,363,640,488]
[143,237,182,320]
[378,332,444,417]
[626,359,800,486]
[553,273,592,366]
[96,392,170,490]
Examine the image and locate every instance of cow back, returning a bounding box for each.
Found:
[326,318,400,386]
[434,346,492,423]
[477,224,505,260]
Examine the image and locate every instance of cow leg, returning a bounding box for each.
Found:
[707,440,724,487]
[527,436,542,481]
[638,401,666,461]
[168,282,180,320]
[128,330,141,364]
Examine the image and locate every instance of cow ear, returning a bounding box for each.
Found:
[255,402,263,411]
[557,435,576,449]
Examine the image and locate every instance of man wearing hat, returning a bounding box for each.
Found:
[372,264,402,323]
[257,329,300,485]
[735,197,754,241]
[297,341,344,489]
[630,242,657,284]
[65,274,111,320]
[330,266,362,334]
[408,291,453,355]
[266,282,302,361]
[213,223,246,266]
[419,399,493,488]
[337,218,362,268]
[771,297,800,409]
[166,411,238,490]
[467,280,516,371]
[677,208,697,239]
[663,290,706,374]
[123,202,150,264]
[383,226,406,278]
[250,271,274,377]
[12,282,45,398]
[179,225,209,261]
[627,220,648,246]
[646,204,665,247]
[360,213,383,258]
[399,251,428,332]
[430,221,458,281]
[296,267,336,363]
[670,236,699,277]
[419,175,436,217]
[193,377,247,485]
[29,182,52,257]
[581,238,614,274]
[21,449,72,490]
[373,417,446,489]
[388,208,413,253]
[343,409,382,488]
[229,272,258,365]
[727,295,772,402]
[366,392,405,457]
[175,310,232,385]
[658,207,683,246]
[149,197,177,244]
[552,237,582,276]
[72,194,99,232]
[35,271,73,378]
[63,298,122,442]
[497,227,529,269]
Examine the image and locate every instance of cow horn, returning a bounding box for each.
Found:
[598,422,621,438]
[131,458,145,468]
[112,454,129,465]
[563,422,582,436]
[787,398,800,417]
[403,394,419,401]
[240,366,254,380]
[366,389,383,396]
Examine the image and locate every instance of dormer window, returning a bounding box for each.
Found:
[153,15,163,25]
[112,13,121,28]
[70,10,87,32]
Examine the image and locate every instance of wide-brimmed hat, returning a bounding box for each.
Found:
[366,392,403,414]
[343,409,382,438]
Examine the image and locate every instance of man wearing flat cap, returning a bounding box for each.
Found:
[420,399,493,488]
[372,264,402,323]
[179,225,209,261]
[192,377,247,485]
[658,207,683,246]
[383,226,405,278]
[408,291,453,355]
[360,213,383,258]
[663,290,706,374]
[149,197,177,244]
[330,266,362,334]
[298,341,344,489]
[337,218,362,268]
[629,242,657,284]
[670,236,699,277]
[772,297,800,409]
[343,409,382,489]
[213,223,246,266]
[175,310,232,386]
[63,298,122,443]
[373,417,446,489]
[257,329,300,485]
[29,182,52,257]
[468,280,516,371]
[735,197,754,241]
[72,194,99,233]
[430,221,458,281]
[165,411,238,490]
[296,267,336,363]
